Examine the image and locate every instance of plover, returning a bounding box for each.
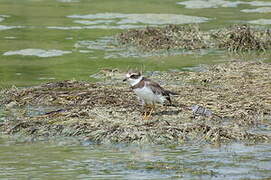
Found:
[123,71,177,119]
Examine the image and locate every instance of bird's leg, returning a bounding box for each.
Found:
[143,109,148,120]
[142,104,149,120]
[142,104,156,120]
[142,104,152,120]
[143,112,149,120]
[146,104,155,119]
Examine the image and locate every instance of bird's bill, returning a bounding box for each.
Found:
[123,77,128,82]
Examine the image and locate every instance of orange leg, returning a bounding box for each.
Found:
[143,104,155,120]
[143,110,148,120]
[142,104,148,120]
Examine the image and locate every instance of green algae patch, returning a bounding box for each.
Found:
[0,61,271,144]
[116,24,271,52]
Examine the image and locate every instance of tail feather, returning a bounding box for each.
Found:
[166,90,178,95]
[166,96,172,105]
[163,90,178,106]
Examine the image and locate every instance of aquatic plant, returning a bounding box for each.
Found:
[0,61,270,144]
[116,24,271,52]
[212,24,271,51]
[117,25,208,51]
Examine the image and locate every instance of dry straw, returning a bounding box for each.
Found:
[1,61,270,144]
[116,24,271,52]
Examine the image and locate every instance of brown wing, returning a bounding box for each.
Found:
[145,77,178,105]
[143,77,169,96]
[145,78,173,104]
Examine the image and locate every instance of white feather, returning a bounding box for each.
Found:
[128,76,143,86]
[134,86,166,105]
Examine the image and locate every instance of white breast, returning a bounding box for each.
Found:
[134,86,166,105]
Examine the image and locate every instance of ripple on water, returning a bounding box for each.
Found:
[74,36,206,58]
[177,0,241,9]
[241,7,271,13]
[0,15,24,30]
[73,20,115,25]
[74,37,119,50]
[0,25,23,31]
[3,49,72,58]
[57,0,79,2]
[48,25,153,30]
[177,0,271,9]
[4,36,16,39]
[0,139,270,179]
[247,19,271,25]
[68,13,210,25]
[48,13,210,30]
[38,77,56,80]
[0,15,9,22]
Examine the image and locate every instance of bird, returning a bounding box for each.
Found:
[123,71,178,119]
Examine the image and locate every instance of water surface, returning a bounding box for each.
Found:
[0,0,271,87]
[0,136,271,179]
[0,0,271,179]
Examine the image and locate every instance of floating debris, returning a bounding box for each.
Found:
[71,24,271,59]
[0,61,270,144]
[117,25,208,51]
[116,24,271,52]
[191,105,212,117]
[212,24,271,51]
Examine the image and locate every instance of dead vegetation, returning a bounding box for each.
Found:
[212,25,271,51]
[117,25,208,50]
[116,24,271,52]
[0,61,271,144]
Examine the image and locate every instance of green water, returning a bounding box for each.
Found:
[0,0,271,179]
[0,136,271,179]
[0,0,270,87]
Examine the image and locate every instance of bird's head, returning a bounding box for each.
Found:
[123,71,143,86]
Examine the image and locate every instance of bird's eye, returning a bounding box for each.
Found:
[130,74,139,79]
